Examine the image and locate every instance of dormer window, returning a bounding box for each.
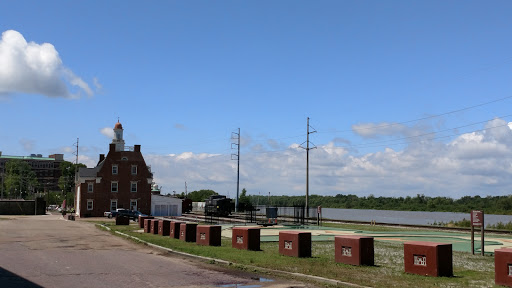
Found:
[112,165,118,175]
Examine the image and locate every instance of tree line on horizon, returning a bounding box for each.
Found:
[179,188,512,215]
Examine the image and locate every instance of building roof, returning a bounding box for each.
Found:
[78,160,104,178]
[0,155,55,161]
[114,121,123,129]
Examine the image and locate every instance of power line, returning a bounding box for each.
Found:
[318,95,512,135]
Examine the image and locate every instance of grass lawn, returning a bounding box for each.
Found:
[98,222,498,288]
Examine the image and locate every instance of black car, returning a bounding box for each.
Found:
[116,210,147,221]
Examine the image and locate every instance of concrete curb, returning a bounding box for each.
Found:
[98,224,370,288]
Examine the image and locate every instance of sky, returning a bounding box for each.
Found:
[1,1,512,199]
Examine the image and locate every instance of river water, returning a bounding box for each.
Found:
[255,206,512,226]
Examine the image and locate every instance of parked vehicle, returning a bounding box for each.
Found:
[104,208,126,218]
[117,210,147,221]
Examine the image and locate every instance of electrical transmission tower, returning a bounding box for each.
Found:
[231,128,240,212]
[300,118,316,218]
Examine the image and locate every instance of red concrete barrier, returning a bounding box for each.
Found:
[404,241,452,277]
[144,219,152,233]
[196,225,222,246]
[150,219,159,235]
[279,231,311,258]
[158,220,171,236]
[495,248,512,287]
[179,223,198,242]
[139,216,154,229]
[334,236,374,266]
[115,215,129,225]
[232,227,260,251]
[170,221,184,239]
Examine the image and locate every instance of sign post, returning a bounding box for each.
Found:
[471,210,484,256]
[317,206,322,226]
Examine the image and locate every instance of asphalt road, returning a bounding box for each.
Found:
[0,214,315,288]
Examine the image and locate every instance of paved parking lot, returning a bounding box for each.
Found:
[0,214,314,288]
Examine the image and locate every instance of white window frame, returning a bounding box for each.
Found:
[130,199,138,211]
[111,181,118,193]
[112,164,118,175]
[87,182,94,193]
[87,199,93,211]
[131,165,137,175]
[110,199,118,211]
[131,181,137,193]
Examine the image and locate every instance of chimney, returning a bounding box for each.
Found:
[99,154,105,162]
[134,145,141,152]
[109,143,116,152]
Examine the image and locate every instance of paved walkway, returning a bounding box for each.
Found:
[0,214,314,288]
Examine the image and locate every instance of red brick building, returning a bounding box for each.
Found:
[74,121,153,217]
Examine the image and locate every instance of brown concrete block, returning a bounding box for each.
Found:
[170,221,184,239]
[150,219,159,234]
[139,216,154,229]
[279,231,311,257]
[232,227,260,251]
[196,225,222,246]
[115,215,130,225]
[179,223,198,242]
[404,241,452,277]
[495,248,512,286]
[144,218,152,233]
[334,236,374,266]
[158,220,171,236]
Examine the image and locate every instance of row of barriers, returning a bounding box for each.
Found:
[125,216,512,287]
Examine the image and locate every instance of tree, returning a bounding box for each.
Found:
[4,160,38,199]
[58,161,86,207]
[238,188,253,212]
[186,189,218,202]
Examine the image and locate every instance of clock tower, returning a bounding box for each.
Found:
[112,119,125,151]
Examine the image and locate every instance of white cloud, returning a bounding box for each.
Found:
[144,118,512,199]
[0,30,93,98]
[100,127,114,139]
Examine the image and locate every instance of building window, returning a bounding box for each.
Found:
[131,165,137,175]
[112,164,118,175]
[87,200,93,211]
[131,181,137,193]
[110,200,118,211]
[87,182,93,193]
[130,199,137,211]
[122,157,128,161]
[111,181,118,192]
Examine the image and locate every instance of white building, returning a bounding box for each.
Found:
[151,194,182,216]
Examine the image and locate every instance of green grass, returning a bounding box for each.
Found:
[98,222,499,288]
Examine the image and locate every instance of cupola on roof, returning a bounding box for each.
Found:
[114,120,123,129]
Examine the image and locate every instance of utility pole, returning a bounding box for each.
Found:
[231,128,240,212]
[71,138,79,209]
[185,181,187,197]
[300,117,316,218]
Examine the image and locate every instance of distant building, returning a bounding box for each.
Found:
[0,151,64,193]
[151,194,183,216]
[74,121,153,217]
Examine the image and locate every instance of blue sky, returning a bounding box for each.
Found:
[1,1,512,199]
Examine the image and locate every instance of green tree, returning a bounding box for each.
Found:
[4,160,38,199]
[238,188,253,211]
[186,189,218,202]
[58,161,86,207]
